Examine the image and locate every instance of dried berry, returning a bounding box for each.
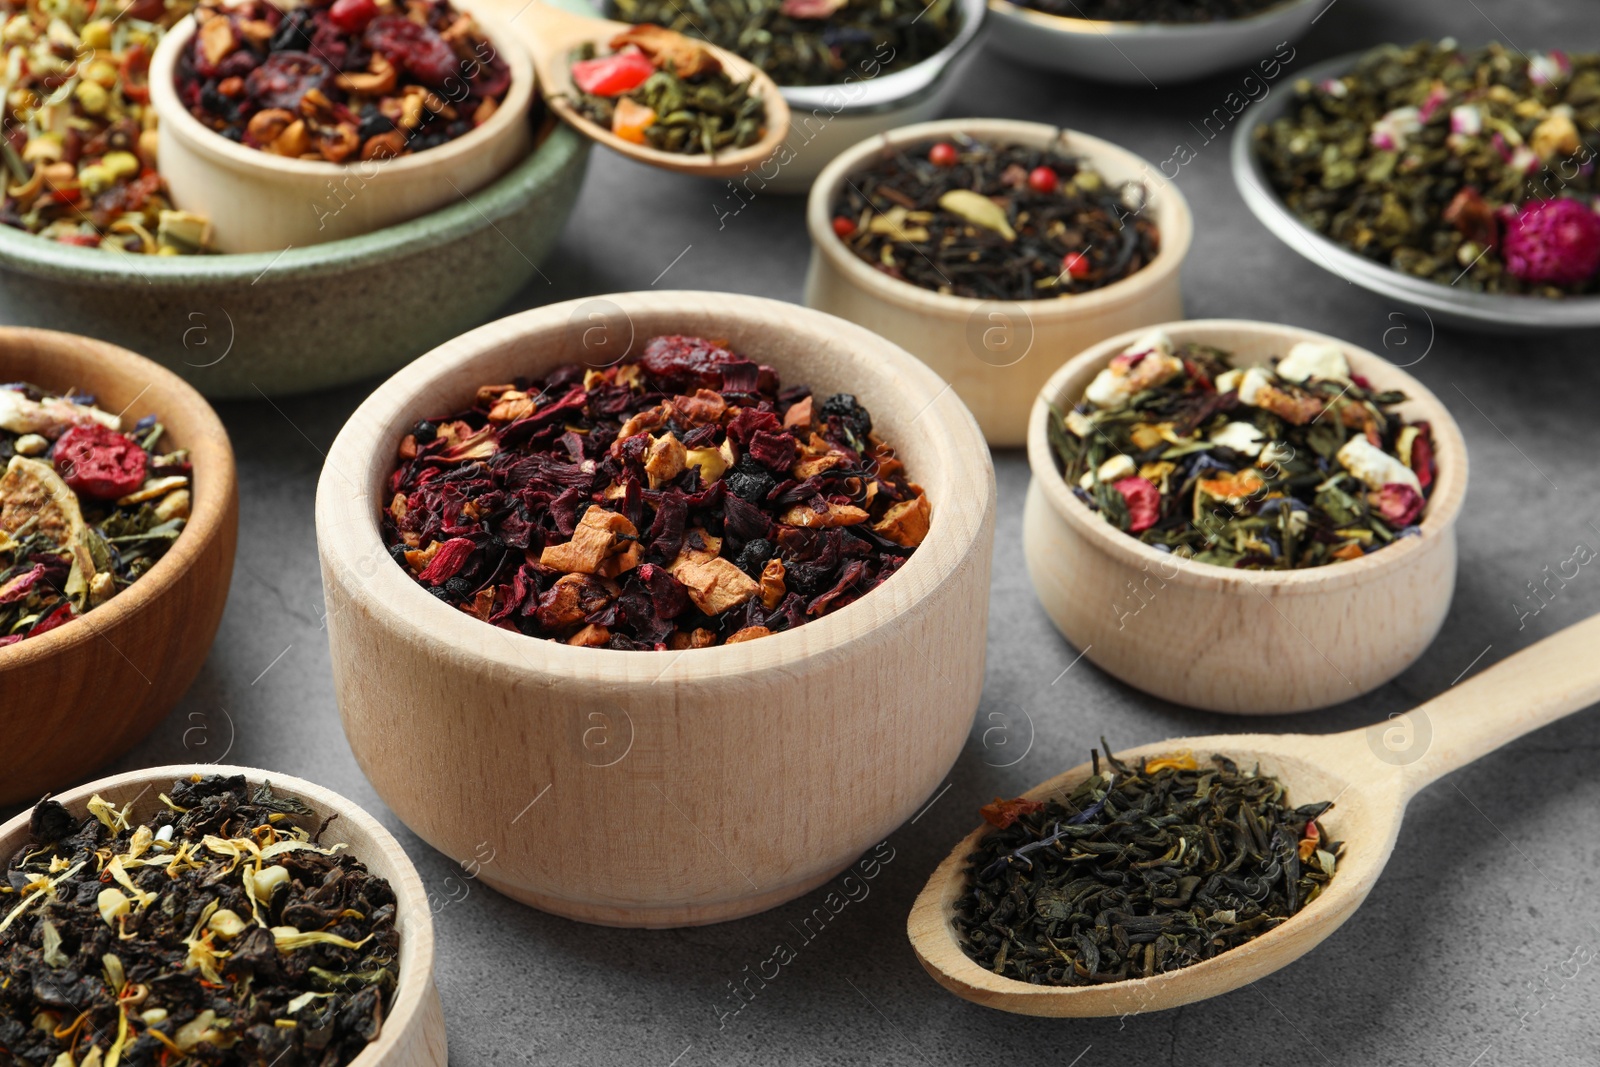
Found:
[818,393,871,440]
[245,50,332,111]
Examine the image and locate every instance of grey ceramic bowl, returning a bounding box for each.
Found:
[985,0,1317,85]
[0,116,588,399]
[1233,50,1600,333]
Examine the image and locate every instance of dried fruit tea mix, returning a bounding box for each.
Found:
[0,384,189,646]
[382,336,932,649]
[570,25,766,156]
[1048,330,1437,569]
[955,745,1340,986]
[0,775,400,1065]
[1256,41,1600,295]
[830,137,1161,300]
[176,0,513,163]
[0,0,209,253]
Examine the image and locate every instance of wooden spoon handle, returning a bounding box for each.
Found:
[1394,612,1600,798]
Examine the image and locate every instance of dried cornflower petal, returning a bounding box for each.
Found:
[381,337,931,649]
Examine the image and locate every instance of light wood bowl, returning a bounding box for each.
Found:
[803,118,1192,447]
[0,765,445,1063]
[316,290,996,927]
[1024,319,1469,714]
[149,1,534,253]
[0,329,238,804]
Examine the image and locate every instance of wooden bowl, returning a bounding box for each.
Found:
[0,329,238,804]
[149,1,534,253]
[804,119,1192,447]
[0,765,445,1064]
[316,290,996,927]
[1024,319,1469,714]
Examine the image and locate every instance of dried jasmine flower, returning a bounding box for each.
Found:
[569,27,767,156]
[1049,330,1436,569]
[829,138,1161,300]
[0,775,400,1066]
[0,384,189,647]
[381,335,932,649]
[1255,40,1600,295]
[955,744,1340,986]
[175,0,513,164]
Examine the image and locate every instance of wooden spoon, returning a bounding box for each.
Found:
[909,612,1600,1017]
[479,0,790,178]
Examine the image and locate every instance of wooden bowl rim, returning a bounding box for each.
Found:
[1025,317,1469,593]
[149,0,534,180]
[316,289,995,679]
[907,732,1401,1015]
[0,327,236,669]
[805,118,1193,318]
[983,0,1318,37]
[0,764,437,1064]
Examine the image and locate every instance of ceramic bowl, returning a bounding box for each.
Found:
[316,290,996,927]
[149,1,535,253]
[1232,50,1600,332]
[0,765,445,1065]
[0,114,587,400]
[0,329,237,804]
[1023,319,1469,714]
[985,0,1318,84]
[804,118,1191,447]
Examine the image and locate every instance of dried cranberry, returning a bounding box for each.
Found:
[54,424,148,500]
[363,16,459,88]
[245,51,331,111]
[329,0,379,33]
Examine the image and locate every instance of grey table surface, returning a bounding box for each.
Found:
[21,0,1600,1062]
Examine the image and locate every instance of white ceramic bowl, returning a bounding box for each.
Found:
[985,0,1319,84]
[805,118,1191,446]
[1024,319,1469,714]
[316,290,997,927]
[149,0,534,252]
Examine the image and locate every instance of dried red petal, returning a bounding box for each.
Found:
[28,602,75,637]
[1374,483,1425,527]
[417,537,476,585]
[980,796,1044,829]
[1410,421,1435,490]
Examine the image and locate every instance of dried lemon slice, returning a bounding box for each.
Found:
[0,455,86,547]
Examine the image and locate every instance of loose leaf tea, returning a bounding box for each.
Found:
[1014,0,1284,21]
[955,745,1340,986]
[830,138,1160,300]
[570,26,767,156]
[176,0,513,163]
[610,0,958,88]
[1048,330,1436,569]
[1256,41,1600,295]
[0,0,210,253]
[381,336,932,649]
[0,384,189,647]
[0,775,400,1065]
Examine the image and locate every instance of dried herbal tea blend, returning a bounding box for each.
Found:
[1015,0,1284,22]
[0,0,210,254]
[0,384,189,647]
[382,336,932,650]
[1049,330,1436,569]
[569,26,766,156]
[610,0,958,88]
[955,746,1340,986]
[1257,41,1600,295]
[0,775,399,1066]
[830,138,1160,300]
[176,0,513,163]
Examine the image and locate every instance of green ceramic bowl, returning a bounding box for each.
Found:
[0,117,589,399]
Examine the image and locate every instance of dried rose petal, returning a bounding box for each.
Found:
[980,796,1044,829]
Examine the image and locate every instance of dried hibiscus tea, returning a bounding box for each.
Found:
[1048,330,1436,569]
[0,384,190,648]
[830,137,1161,300]
[175,0,513,163]
[381,335,933,649]
[569,26,767,156]
[0,775,400,1066]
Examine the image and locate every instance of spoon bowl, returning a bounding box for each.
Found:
[909,612,1600,1015]
[484,0,790,177]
